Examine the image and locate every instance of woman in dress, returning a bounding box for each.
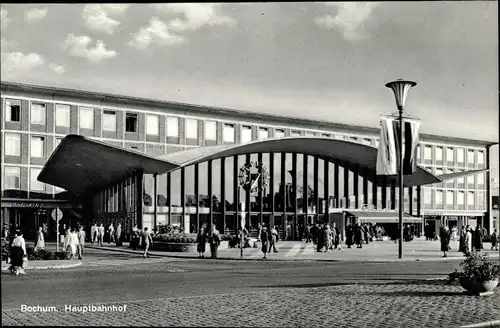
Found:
[439,226,451,258]
[9,230,27,276]
[197,226,207,258]
[464,225,473,255]
[458,226,466,253]
[35,226,45,251]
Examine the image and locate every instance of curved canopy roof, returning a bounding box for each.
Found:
[38,135,487,196]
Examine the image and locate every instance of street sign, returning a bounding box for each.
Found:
[51,207,63,221]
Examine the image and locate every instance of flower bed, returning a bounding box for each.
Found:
[448,251,499,294]
[2,241,68,261]
[151,231,231,252]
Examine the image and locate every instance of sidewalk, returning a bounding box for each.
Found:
[85,239,500,262]
[1,260,82,271]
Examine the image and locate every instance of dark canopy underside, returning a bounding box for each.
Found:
[38,135,487,196]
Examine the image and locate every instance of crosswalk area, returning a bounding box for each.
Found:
[86,257,178,268]
[222,243,322,258]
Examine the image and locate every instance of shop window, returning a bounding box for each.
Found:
[126,113,138,132]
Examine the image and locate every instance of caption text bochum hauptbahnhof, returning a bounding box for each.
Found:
[20,304,127,313]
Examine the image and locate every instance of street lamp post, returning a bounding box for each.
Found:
[385,79,417,259]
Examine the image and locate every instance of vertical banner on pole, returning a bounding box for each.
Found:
[376,115,421,176]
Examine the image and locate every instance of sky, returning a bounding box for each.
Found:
[0,2,498,145]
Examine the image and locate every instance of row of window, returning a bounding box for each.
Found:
[3,133,61,157]
[418,144,485,165]
[421,166,486,186]
[3,166,64,193]
[423,189,485,206]
[4,99,377,144]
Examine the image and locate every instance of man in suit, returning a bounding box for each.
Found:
[77,226,86,260]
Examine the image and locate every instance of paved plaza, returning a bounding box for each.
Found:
[2,280,499,327]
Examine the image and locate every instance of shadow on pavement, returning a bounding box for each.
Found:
[372,290,464,297]
[255,282,355,289]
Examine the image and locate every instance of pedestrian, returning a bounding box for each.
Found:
[140,227,153,258]
[108,223,115,244]
[311,224,318,245]
[209,225,221,259]
[9,230,27,276]
[458,226,466,253]
[345,225,354,248]
[257,223,262,242]
[116,223,122,247]
[59,224,67,248]
[97,223,105,246]
[67,228,79,259]
[334,224,341,250]
[354,224,363,249]
[261,226,270,259]
[451,226,458,241]
[474,225,484,251]
[316,225,325,252]
[197,226,207,258]
[305,224,312,243]
[364,224,370,244]
[89,223,96,244]
[3,223,9,241]
[77,226,86,260]
[491,229,499,251]
[131,224,140,250]
[464,225,473,255]
[63,226,71,252]
[439,225,451,258]
[269,226,279,253]
[324,224,332,252]
[35,226,45,251]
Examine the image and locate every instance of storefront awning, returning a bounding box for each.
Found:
[345,210,422,224]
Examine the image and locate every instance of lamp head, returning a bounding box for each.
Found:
[385,79,417,110]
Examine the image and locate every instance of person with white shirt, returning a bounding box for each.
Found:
[464,225,473,255]
[77,226,86,260]
[90,223,97,244]
[97,223,105,246]
[67,228,79,259]
[108,223,115,244]
[10,230,27,276]
[140,227,153,258]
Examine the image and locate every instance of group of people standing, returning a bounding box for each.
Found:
[60,226,86,260]
[196,224,222,259]
[89,222,123,247]
[439,224,499,257]
[345,223,374,249]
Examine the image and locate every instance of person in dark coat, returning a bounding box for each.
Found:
[209,225,221,259]
[311,224,319,245]
[354,224,363,248]
[305,224,312,243]
[316,225,325,252]
[260,227,270,259]
[345,225,354,248]
[474,225,484,251]
[334,225,341,250]
[197,227,207,258]
[458,226,466,253]
[439,226,451,258]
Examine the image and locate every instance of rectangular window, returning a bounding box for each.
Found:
[146,115,159,135]
[321,133,331,138]
[477,173,485,185]
[424,145,432,160]
[478,151,485,165]
[435,147,443,162]
[79,107,94,130]
[446,191,454,206]
[291,131,301,137]
[4,133,21,156]
[424,189,432,204]
[102,110,116,131]
[258,127,269,140]
[205,121,217,141]
[457,191,465,205]
[55,104,70,127]
[306,131,316,137]
[446,147,454,163]
[3,166,20,189]
[241,126,252,143]
[467,150,475,165]
[30,168,44,191]
[349,136,358,141]
[467,174,475,185]
[457,148,465,164]
[362,138,372,145]
[166,117,179,137]
[31,103,46,125]
[374,139,380,148]
[186,118,198,139]
[6,99,21,122]
[436,190,443,205]
[223,123,235,143]
[435,168,443,176]
[467,191,475,205]
[126,113,138,133]
[478,192,485,206]
[31,136,45,158]
[275,129,285,138]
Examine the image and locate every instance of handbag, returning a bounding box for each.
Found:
[22,256,28,269]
